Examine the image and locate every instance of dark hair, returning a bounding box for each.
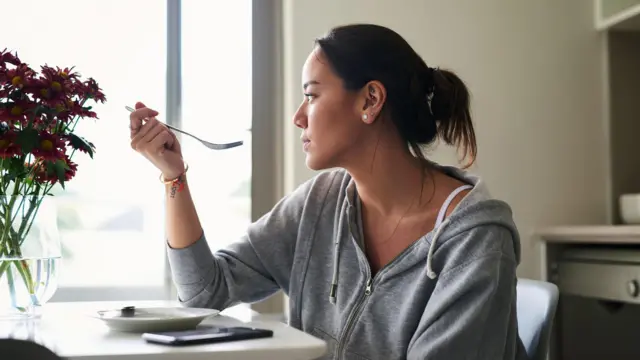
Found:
[315,24,477,168]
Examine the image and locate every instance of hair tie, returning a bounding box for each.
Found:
[424,67,438,94]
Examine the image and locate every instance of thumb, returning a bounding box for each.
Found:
[135,101,146,110]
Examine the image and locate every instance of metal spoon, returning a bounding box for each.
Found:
[125,106,243,150]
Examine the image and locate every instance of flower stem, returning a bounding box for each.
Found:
[0,193,42,312]
[17,195,41,247]
[5,265,20,310]
[0,260,37,312]
[3,181,25,252]
[0,260,9,280]
[14,260,35,297]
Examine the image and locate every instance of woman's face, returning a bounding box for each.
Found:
[292,48,371,171]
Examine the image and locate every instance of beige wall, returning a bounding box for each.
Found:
[281,0,609,279]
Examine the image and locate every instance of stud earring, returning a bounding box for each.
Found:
[362,114,368,121]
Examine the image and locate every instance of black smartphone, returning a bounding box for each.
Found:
[142,326,274,346]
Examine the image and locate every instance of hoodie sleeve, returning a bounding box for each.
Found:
[407,226,523,360]
[166,172,335,310]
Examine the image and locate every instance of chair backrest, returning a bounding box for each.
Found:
[516,278,559,360]
[0,338,63,360]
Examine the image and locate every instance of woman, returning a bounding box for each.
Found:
[129,24,527,360]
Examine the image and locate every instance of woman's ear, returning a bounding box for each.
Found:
[359,80,386,124]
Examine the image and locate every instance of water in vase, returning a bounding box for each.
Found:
[0,257,60,318]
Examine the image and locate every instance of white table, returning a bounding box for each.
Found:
[0,301,326,360]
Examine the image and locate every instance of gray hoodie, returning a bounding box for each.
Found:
[167,165,529,360]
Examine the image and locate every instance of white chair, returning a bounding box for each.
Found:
[516,278,559,360]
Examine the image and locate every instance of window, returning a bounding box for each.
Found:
[181,0,253,249]
[1,0,262,301]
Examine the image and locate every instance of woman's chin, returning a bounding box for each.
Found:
[305,153,331,171]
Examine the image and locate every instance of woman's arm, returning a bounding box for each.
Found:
[166,171,337,310]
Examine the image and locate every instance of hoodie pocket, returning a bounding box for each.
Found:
[310,327,338,359]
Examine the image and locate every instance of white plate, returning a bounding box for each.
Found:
[91,306,220,333]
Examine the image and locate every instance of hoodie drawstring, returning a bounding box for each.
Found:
[426,219,448,279]
[330,203,355,305]
[426,184,473,279]
[329,232,341,304]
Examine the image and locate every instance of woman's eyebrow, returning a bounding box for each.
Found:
[303,80,320,90]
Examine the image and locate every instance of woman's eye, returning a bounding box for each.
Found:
[304,94,314,103]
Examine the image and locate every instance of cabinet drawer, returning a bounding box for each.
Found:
[558,261,640,303]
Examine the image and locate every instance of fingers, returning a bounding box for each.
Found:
[131,118,161,145]
[129,104,159,137]
[149,131,173,154]
[131,118,174,153]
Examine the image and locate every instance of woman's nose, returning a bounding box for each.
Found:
[293,104,307,129]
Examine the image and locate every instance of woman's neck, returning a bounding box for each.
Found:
[345,138,430,217]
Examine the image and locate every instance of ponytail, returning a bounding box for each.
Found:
[431,69,477,168]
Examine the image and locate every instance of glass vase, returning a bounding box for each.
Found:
[0,195,61,319]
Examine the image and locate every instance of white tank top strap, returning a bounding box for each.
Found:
[434,184,473,227]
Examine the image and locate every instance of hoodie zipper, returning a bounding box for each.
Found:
[336,276,373,359]
[334,236,427,359]
[364,278,373,296]
[335,199,429,358]
[337,206,373,358]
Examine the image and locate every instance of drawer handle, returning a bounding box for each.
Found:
[627,280,639,298]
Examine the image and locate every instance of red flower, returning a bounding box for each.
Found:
[26,66,83,106]
[40,66,80,84]
[1,64,36,89]
[21,66,66,104]
[0,100,36,126]
[29,155,77,185]
[25,77,65,104]
[31,131,65,160]
[51,99,97,123]
[27,160,54,185]
[62,155,78,181]
[0,130,21,158]
[80,78,106,103]
[0,49,21,68]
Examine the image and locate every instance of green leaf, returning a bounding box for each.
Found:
[15,128,39,154]
[53,159,68,187]
[1,157,27,182]
[45,160,68,189]
[66,133,95,158]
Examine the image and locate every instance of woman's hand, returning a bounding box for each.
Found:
[129,101,185,180]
